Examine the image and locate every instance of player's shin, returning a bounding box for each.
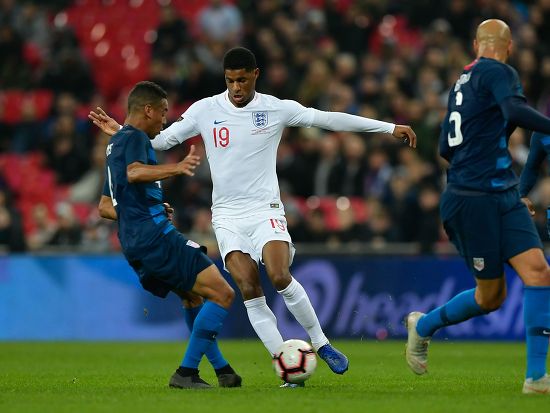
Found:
[183,304,228,369]
[244,296,284,355]
[277,277,328,351]
[416,288,490,337]
[180,301,228,370]
[523,286,550,380]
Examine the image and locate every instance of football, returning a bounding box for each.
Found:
[272,339,317,384]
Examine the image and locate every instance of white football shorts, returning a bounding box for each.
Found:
[212,212,295,270]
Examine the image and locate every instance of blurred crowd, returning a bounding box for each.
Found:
[1,0,550,256]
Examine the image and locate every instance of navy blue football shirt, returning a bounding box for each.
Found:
[439,57,524,191]
[103,125,174,258]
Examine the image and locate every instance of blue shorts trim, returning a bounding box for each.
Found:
[441,186,542,279]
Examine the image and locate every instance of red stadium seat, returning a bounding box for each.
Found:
[0,90,25,124]
[318,197,340,231]
[293,196,309,216]
[350,197,368,223]
[0,90,53,124]
[30,90,54,120]
[72,202,93,224]
[23,42,43,68]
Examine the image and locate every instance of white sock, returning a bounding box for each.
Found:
[244,296,284,355]
[278,277,329,351]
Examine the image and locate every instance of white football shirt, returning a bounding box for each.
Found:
[151,90,395,219]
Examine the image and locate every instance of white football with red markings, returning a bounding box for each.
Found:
[272,339,317,384]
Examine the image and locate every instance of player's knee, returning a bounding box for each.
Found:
[236,279,263,300]
[267,268,292,290]
[477,290,506,312]
[525,262,550,286]
[222,285,235,307]
[181,293,204,308]
[214,285,235,309]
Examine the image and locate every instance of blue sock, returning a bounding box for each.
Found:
[183,304,228,370]
[524,286,550,380]
[183,305,201,331]
[181,301,228,369]
[416,288,489,337]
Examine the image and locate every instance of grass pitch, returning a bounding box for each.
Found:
[0,340,548,413]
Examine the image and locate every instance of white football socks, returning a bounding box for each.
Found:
[244,296,284,355]
[278,277,329,351]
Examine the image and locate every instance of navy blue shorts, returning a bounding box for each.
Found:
[441,186,542,279]
[126,230,213,298]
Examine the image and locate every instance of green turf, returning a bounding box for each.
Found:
[0,340,548,413]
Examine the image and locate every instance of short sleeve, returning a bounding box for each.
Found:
[125,131,149,165]
[280,99,316,127]
[483,64,524,104]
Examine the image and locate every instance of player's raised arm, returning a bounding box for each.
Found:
[150,113,200,151]
[311,110,417,148]
[282,99,416,148]
[88,107,121,136]
[127,144,200,183]
[89,106,201,151]
[392,125,417,148]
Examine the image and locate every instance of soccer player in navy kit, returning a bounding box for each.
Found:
[405,19,550,394]
[98,81,241,389]
[519,132,550,235]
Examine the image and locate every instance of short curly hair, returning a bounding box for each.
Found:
[127,81,167,113]
[223,47,257,72]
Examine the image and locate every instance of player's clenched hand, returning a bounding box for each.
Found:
[88,107,121,136]
[392,125,417,148]
[521,197,535,216]
[177,144,201,176]
[163,202,174,221]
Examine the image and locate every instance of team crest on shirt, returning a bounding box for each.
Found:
[252,111,268,128]
[473,257,485,271]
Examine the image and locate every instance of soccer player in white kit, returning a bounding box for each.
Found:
[90,47,417,385]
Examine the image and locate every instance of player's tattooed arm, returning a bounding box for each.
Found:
[99,195,117,220]
[88,107,121,136]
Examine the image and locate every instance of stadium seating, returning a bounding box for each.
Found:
[61,0,233,100]
[0,90,53,125]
